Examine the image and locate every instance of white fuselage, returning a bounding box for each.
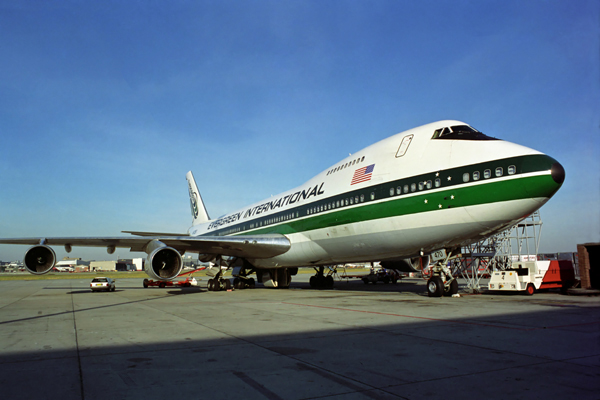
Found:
[188,121,562,269]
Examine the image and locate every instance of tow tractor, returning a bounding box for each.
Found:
[143,267,206,288]
[488,260,575,295]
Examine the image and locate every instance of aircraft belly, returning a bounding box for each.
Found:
[263,198,545,267]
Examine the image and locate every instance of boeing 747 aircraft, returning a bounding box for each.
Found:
[0,121,564,296]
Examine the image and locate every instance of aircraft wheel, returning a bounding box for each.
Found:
[207,279,214,291]
[248,278,255,288]
[525,283,535,296]
[310,276,317,288]
[159,282,166,288]
[444,279,458,296]
[224,279,231,290]
[143,279,149,288]
[362,278,368,285]
[233,278,240,289]
[326,275,334,288]
[427,276,444,297]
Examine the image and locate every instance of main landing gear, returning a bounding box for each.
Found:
[206,267,232,291]
[309,266,335,289]
[231,260,257,290]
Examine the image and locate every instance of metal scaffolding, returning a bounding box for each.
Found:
[452,211,543,291]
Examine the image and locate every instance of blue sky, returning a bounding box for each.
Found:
[0,0,598,261]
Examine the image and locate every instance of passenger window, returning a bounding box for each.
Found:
[360,194,365,202]
[473,171,480,181]
[355,196,359,203]
[345,198,349,206]
[426,180,432,189]
[435,178,441,188]
[361,156,365,162]
[396,186,401,195]
[411,183,416,192]
[508,165,516,175]
[418,182,424,190]
[390,188,394,196]
[349,197,354,205]
[370,192,375,200]
[336,200,340,207]
[404,185,409,193]
[463,173,470,182]
[484,169,491,179]
[495,167,503,177]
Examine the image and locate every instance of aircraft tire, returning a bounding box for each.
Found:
[325,275,334,288]
[143,279,149,288]
[427,276,444,297]
[444,279,458,296]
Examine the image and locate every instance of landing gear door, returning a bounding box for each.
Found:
[395,134,414,157]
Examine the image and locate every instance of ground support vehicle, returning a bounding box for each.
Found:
[142,267,205,288]
[90,277,116,292]
[488,260,575,295]
[143,276,199,288]
[361,269,401,284]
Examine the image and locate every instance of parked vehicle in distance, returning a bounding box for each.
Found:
[90,277,116,292]
[362,268,401,284]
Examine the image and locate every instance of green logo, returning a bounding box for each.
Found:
[188,183,199,219]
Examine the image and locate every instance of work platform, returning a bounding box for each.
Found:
[0,276,598,399]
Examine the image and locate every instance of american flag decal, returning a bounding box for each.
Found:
[351,164,375,185]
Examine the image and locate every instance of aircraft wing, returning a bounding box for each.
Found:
[0,233,291,259]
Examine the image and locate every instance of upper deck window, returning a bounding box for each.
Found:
[432,125,498,141]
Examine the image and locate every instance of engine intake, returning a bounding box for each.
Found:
[145,246,183,280]
[24,245,56,275]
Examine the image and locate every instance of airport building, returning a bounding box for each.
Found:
[90,260,134,272]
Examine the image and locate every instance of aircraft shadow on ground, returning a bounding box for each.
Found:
[0,302,598,400]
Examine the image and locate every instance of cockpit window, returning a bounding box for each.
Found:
[432,125,498,141]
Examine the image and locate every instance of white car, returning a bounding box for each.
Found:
[90,277,116,292]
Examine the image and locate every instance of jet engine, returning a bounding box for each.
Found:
[24,245,56,274]
[145,246,183,280]
[381,255,430,273]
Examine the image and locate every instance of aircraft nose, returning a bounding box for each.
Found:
[551,162,565,185]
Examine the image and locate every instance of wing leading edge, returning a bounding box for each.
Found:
[0,234,291,259]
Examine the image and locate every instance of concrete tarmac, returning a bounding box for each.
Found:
[0,275,598,400]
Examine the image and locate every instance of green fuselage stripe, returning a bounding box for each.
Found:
[203,154,560,237]
[239,174,556,236]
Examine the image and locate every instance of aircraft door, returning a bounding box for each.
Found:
[395,134,414,157]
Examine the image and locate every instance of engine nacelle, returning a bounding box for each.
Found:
[381,255,430,273]
[24,245,56,275]
[198,254,217,263]
[145,246,183,280]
